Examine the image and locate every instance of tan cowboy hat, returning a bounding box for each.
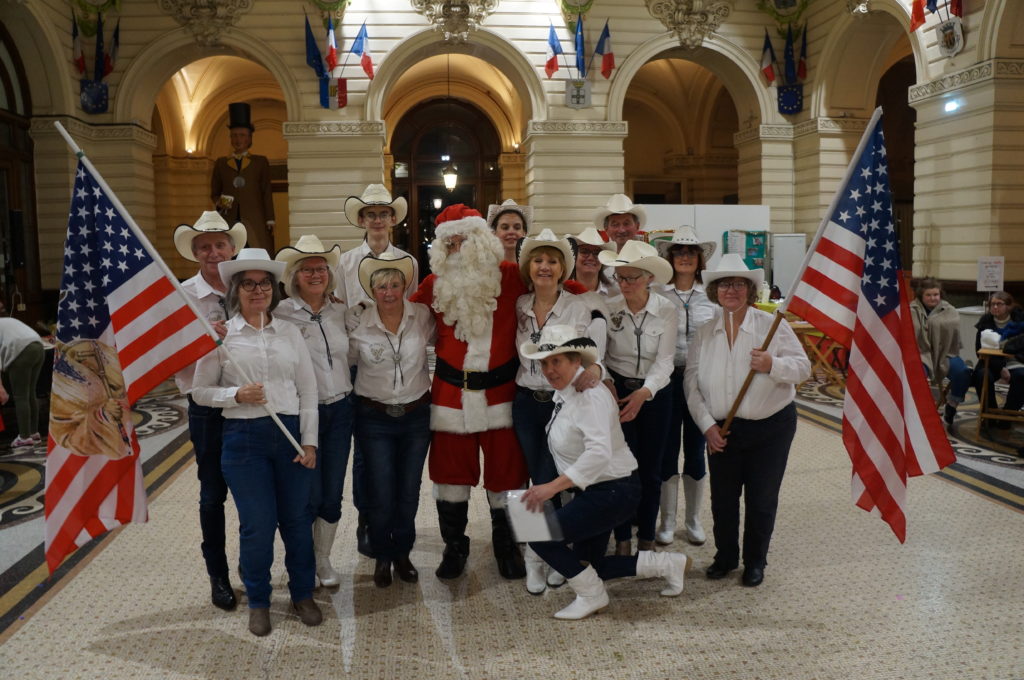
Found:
[275,235,342,298]
[701,252,764,290]
[654,225,717,261]
[357,252,415,300]
[516,229,575,284]
[218,248,285,289]
[592,194,646,229]
[519,324,599,367]
[173,211,247,262]
[570,227,616,252]
[485,199,533,233]
[344,184,408,227]
[598,240,673,284]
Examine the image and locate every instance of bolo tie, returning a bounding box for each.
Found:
[628,311,650,375]
[303,308,333,370]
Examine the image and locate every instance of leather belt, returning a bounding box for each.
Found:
[610,370,645,392]
[435,356,518,392]
[359,392,430,418]
[517,385,554,403]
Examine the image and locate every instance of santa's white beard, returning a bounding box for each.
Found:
[431,244,502,341]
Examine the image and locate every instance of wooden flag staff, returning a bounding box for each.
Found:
[718,309,786,438]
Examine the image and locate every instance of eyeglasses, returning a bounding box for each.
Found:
[717,280,749,291]
[990,301,1006,307]
[361,210,394,222]
[298,266,329,276]
[578,247,603,259]
[672,247,701,258]
[613,272,647,284]
[239,277,274,292]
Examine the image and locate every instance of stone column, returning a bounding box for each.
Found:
[153,155,215,279]
[498,152,527,207]
[733,124,796,234]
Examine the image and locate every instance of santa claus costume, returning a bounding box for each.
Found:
[411,204,528,580]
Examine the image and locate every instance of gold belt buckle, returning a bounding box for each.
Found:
[463,369,480,391]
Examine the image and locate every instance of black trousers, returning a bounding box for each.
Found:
[707,402,796,570]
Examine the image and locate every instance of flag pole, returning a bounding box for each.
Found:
[53,121,307,459]
[719,310,785,437]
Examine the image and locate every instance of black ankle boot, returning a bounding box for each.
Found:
[356,512,374,558]
[490,508,526,580]
[435,500,470,579]
[943,403,956,425]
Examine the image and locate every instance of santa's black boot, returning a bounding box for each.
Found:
[435,500,470,579]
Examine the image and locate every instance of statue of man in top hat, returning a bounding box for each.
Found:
[210,102,276,252]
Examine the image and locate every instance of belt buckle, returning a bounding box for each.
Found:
[533,390,553,403]
[462,369,480,391]
[386,404,406,418]
[625,378,644,391]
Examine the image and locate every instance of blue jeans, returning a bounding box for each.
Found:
[221,415,315,608]
[310,396,354,523]
[512,388,559,486]
[611,372,672,543]
[529,473,642,580]
[188,398,229,578]
[662,368,707,481]
[353,398,431,559]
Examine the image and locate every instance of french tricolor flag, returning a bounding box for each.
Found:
[595,20,614,80]
[351,21,374,80]
[760,29,777,84]
[545,23,563,79]
[72,14,86,76]
[325,16,338,73]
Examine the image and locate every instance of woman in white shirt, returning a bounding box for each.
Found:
[598,241,676,555]
[684,254,810,588]
[274,235,351,589]
[519,325,690,620]
[654,227,717,547]
[346,253,435,588]
[570,227,619,298]
[191,249,321,637]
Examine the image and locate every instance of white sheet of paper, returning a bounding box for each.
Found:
[504,490,561,542]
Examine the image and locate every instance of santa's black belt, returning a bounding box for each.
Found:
[435,356,519,391]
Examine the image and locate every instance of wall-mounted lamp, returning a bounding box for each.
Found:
[443,52,458,191]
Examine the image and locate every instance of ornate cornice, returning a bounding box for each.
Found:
[908,58,1024,104]
[30,117,157,148]
[644,0,732,50]
[794,116,869,137]
[153,155,211,170]
[409,0,499,44]
[282,121,386,137]
[663,152,736,170]
[498,153,526,166]
[525,120,628,136]
[158,0,254,47]
[733,123,794,145]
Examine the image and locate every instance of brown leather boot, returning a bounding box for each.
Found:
[293,598,323,626]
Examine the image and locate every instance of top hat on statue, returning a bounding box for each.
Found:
[227,102,254,131]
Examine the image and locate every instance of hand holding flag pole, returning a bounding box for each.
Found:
[718,311,786,437]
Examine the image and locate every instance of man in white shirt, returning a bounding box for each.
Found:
[172,211,245,611]
[592,193,647,253]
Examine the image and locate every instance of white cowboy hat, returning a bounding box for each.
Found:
[218,248,286,289]
[485,199,533,233]
[516,228,575,284]
[592,194,646,230]
[344,184,409,227]
[519,324,599,367]
[701,252,765,290]
[173,211,247,262]
[357,252,416,300]
[654,225,717,261]
[570,227,616,252]
[274,235,342,298]
[598,240,673,284]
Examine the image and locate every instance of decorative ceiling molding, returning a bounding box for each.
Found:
[908,58,1024,104]
[158,0,254,47]
[644,0,732,50]
[282,121,386,137]
[30,117,158,148]
[409,0,500,44]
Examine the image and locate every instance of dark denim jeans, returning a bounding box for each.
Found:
[220,415,315,608]
[187,397,229,578]
[529,473,641,580]
[353,398,431,559]
[512,388,559,486]
[309,395,354,523]
[663,368,707,481]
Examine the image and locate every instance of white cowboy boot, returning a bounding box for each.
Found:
[554,566,609,620]
[636,549,691,597]
[523,545,547,595]
[656,474,679,545]
[682,474,706,545]
[313,518,341,587]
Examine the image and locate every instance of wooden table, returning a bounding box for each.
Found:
[976,347,1024,437]
[789,321,846,388]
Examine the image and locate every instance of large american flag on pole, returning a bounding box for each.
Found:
[786,108,955,542]
[45,159,218,573]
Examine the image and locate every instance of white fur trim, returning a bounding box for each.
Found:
[430,402,513,434]
[435,216,489,240]
[433,484,472,502]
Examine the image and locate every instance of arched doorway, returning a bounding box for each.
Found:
[876,55,916,269]
[390,98,501,276]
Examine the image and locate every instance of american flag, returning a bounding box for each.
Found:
[45,160,217,573]
[787,109,955,542]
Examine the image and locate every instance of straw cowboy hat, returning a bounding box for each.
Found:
[516,228,576,284]
[654,225,717,262]
[701,252,764,290]
[519,324,599,367]
[344,184,409,227]
[598,240,673,284]
[570,227,616,252]
[485,199,533,232]
[592,194,647,230]
[357,252,416,300]
[173,211,247,262]
[218,248,285,289]
[274,235,342,298]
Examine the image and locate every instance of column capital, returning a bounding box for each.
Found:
[908,58,1024,105]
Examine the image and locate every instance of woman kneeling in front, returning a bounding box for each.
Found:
[519,325,689,620]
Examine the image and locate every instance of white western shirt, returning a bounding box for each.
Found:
[190,315,319,446]
[658,283,717,367]
[684,306,810,433]
[515,291,607,390]
[274,297,352,404]
[604,292,677,397]
[345,300,435,404]
[335,241,419,306]
[547,367,638,489]
[174,272,227,394]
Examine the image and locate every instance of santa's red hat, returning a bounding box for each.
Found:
[434,203,489,241]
